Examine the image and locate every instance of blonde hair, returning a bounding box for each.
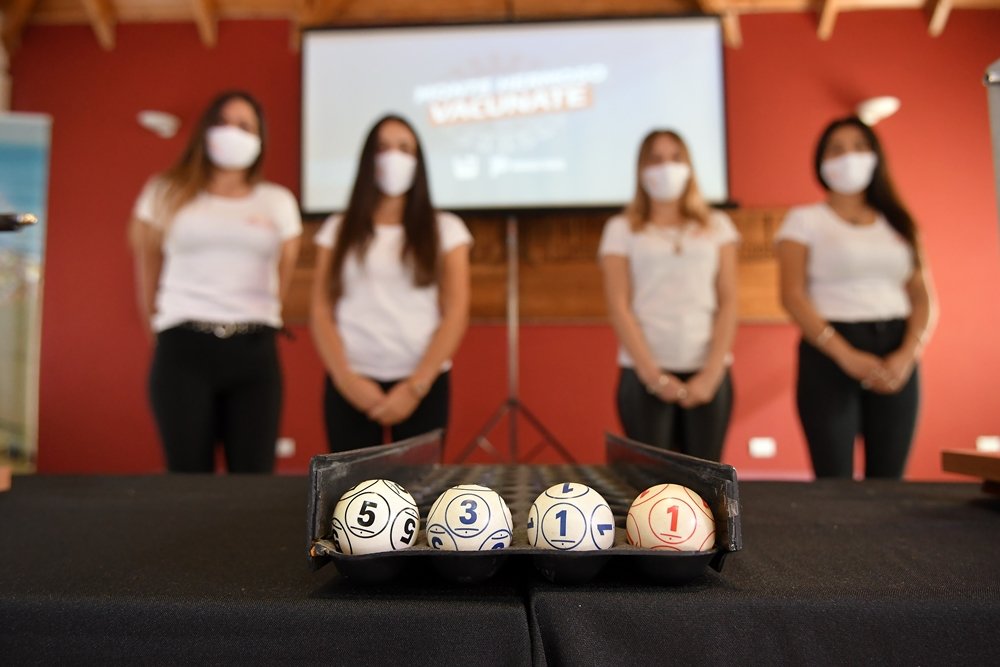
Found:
[624,129,711,231]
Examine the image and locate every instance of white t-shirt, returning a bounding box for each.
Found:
[315,212,472,381]
[775,203,914,322]
[598,211,739,372]
[134,179,302,332]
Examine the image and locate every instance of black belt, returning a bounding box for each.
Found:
[178,321,274,338]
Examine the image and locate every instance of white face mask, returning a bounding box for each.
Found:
[820,151,878,195]
[375,149,418,197]
[640,162,691,202]
[205,125,261,170]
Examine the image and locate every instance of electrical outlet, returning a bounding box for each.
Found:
[975,435,1000,453]
[748,437,777,459]
[275,437,296,458]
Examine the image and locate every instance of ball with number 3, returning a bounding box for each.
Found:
[330,479,420,555]
[526,482,616,551]
[626,483,716,551]
[426,484,513,551]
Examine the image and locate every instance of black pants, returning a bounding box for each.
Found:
[149,327,282,473]
[323,372,450,453]
[796,319,919,479]
[616,367,734,461]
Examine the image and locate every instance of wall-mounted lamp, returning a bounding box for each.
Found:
[137,110,180,138]
[856,96,900,126]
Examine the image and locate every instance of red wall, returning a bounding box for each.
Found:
[11,11,1000,479]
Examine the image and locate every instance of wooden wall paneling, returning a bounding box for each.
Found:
[518,210,609,321]
[732,207,786,322]
[283,219,321,325]
[286,207,788,324]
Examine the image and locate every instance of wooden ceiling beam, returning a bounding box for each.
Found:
[720,10,743,48]
[292,0,352,51]
[79,0,116,50]
[696,0,744,48]
[817,0,841,40]
[190,0,217,47]
[926,0,953,35]
[1,0,41,54]
[13,0,1000,48]
[297,0,355,28]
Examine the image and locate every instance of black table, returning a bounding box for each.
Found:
[0,476,532,665]
[1,477,997,665]
[528,481,1000,666]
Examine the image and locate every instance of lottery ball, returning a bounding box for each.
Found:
[526,482,616,551]
[626,483,716,551]
[425,484,513,551]
[330,479,419,555]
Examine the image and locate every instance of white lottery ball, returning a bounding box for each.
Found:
[330,479,419,555]
[626,483,716,551]
[425,484,513,551]
[526,482,616,551]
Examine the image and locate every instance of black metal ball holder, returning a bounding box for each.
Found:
[307,430,742,585]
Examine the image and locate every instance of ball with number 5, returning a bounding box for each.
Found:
[626,483,716,551]
[425,484,513,551]
[526,482,616,551]
[330,479,420,555]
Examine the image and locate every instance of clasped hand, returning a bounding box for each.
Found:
[652,371,719,408]
[841,348,914,394]
[339,373,420,426]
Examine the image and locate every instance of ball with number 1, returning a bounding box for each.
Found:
[526,482,616,551]
[626,483,716,551]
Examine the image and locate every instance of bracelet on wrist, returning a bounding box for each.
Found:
[407,378,429,400]
[646,373,670,395]
[815,325,835,348]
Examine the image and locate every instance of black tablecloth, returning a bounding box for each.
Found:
[0,476,532,665]
[528,481,1000,666]
[1,476,997,665]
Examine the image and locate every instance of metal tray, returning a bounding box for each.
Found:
[307,431,742,584]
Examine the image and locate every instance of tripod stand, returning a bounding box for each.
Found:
[456,215,576,463]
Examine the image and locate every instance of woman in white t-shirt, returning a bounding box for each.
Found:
[776,116,937,479]
[130,91,302,473]
[599,129,739,460]
[310,115,471,452]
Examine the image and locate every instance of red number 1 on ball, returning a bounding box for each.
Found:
[666,505,679,533]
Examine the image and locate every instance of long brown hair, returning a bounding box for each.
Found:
[327,114,439,302]
[624,129,711,231]
[154,91,266,224]
[814,116,920,257]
